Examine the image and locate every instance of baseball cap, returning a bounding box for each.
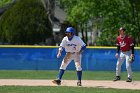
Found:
[119,27,126,31]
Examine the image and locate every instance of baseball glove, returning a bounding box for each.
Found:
[128,56,134,63]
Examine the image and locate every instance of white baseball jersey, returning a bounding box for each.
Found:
[60,35,86,52]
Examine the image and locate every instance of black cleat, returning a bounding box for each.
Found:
[77,81,82,86]
[126,78,132,82]
[113,76,121,81]
[52,79,61,85]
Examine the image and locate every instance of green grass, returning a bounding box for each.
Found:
[0,0,13,8]
[0,70,140,93]
[0,70,140,80]
[0,86,140,93]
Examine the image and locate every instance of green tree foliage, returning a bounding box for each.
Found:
[95,0,136,46]
[59,0,140,46]
[0,0,53,45]
[0,0,12,8]
[129,0,140,46]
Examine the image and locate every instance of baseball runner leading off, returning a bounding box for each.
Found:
[52,27,86,86]
[113,27,135,82]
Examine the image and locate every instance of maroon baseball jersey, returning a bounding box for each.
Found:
[116,35,134,52]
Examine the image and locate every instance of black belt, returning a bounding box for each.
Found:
[67,52,76,54]
[121,50,130,52]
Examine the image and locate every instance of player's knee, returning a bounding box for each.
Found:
[75,62,82,71]
[76,67,82,71]
[76,65,82,71]
[126,65,131,70]
[60,62,67,70]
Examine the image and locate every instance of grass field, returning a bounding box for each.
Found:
[0,86,140,93]
[0,70,140,93]
[0,70,140,80]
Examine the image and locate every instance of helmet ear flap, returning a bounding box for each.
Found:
[71,32,74,35]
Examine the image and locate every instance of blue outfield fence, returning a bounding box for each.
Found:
[0,45,140,71]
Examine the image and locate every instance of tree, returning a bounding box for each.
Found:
[0,0,53,45]
[129,0,140,46]
[59,0,140,46]
[59,0,97,44]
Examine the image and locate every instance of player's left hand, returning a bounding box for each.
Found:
[78,50,83,54]
[128,54,135,63]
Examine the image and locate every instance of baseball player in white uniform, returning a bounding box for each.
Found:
[52,27,86,86]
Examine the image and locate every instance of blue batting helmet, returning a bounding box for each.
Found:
[65,27,75,35]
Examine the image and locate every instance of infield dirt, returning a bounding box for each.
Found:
[0,79,140,90]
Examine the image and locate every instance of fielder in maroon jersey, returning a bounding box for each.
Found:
[113,27,135,82]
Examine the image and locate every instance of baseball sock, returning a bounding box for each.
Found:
[77,71,82,82]
[58,69,65,80]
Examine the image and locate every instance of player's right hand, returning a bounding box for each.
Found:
[57,53,61,58]
[115,53,119,58]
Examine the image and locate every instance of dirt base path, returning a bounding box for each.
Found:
[0,79,140,90]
